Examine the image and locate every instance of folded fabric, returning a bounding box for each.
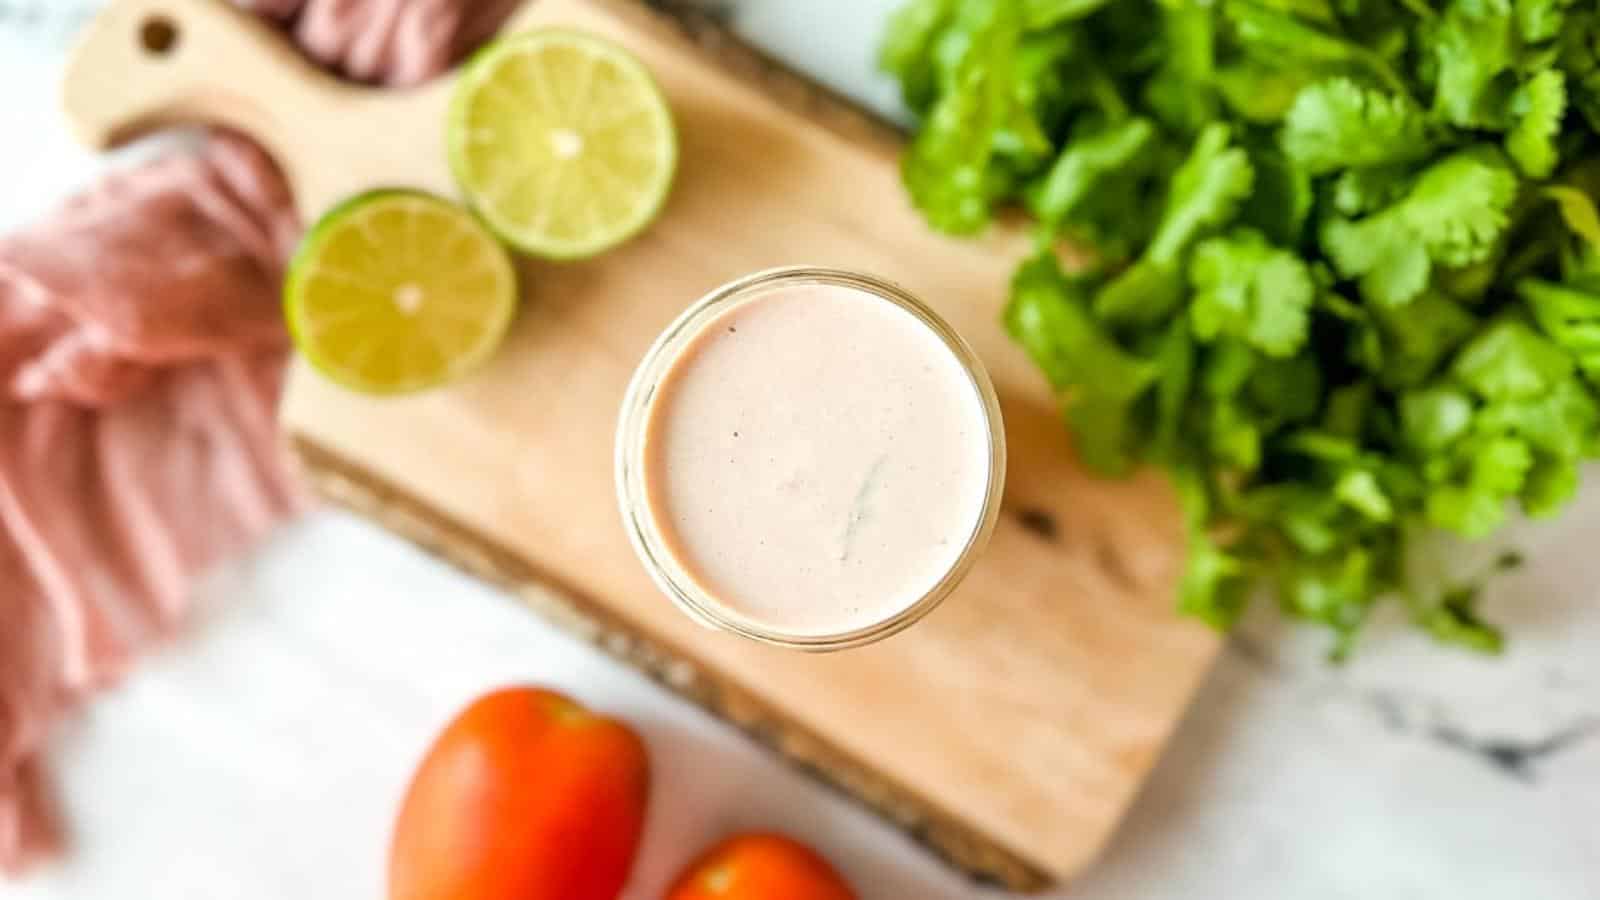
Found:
[0,0,517,874]
[254,0,523,87]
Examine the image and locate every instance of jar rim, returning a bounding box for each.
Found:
[613,266,1007,651]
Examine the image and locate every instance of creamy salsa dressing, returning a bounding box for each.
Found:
[641,280,993,637]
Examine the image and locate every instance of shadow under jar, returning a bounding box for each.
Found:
[616,267,1006,651]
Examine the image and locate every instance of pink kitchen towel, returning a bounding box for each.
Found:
[0,0,519,873]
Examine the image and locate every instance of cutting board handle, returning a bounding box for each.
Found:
[60,0,347,196]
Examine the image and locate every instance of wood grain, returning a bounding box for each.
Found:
[62,0,1222,887]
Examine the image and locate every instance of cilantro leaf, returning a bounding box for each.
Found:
[1452,318,1573,400]
[1029,117,1155,227]
[1329,166,1414,218]
[1216,62,1320,123]
[1093,259,1185,328]
[1189,228,1314,356]
[879,0,955,114]
[1224,0,1408,96]
[1148,124,1255,266]
[1419,584,1506,653]
[1281,78,1435,175]
[1154,318,1195,459]
[1335,468,1394,522]
[1024,0,1112,30]
[1523,455,1581,515]
[1278,547,1378,652]
[1143,2,1219,135]
[1425,434,1533,537]
[1401,386,1476,453]
[1239,143,1314,246]
[1519,278,1600,380]
[1320,218,1431,307]
[1543,182,1600,269]
[1373,290,1480,387]
[1476,378,1600,459]
[1432,0,1518,128]
[1200,341,1266,471]
[1558,9,1600,132]
[898,0,1026,234]
[1378,148,1519,268]
[883,0,1600,656]
[1005,253,1160,473]
[1505,70,1567,178]
[1515,0,1573,44]
[1092,124,1255,328]
[1179,531,1252,628]
[1322,148,1519,306]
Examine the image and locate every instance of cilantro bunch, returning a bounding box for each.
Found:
[882,0,1600,656]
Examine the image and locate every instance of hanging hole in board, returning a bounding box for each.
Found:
[139,15,179,56]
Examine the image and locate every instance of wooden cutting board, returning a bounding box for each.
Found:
[62,0,1221,888]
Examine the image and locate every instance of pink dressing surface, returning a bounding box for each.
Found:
[643,282,992,638]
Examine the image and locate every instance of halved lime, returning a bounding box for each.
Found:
[447,29,678,259]
[284,190,518,394]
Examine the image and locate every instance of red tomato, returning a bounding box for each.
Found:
[665,833,857,900]
[389,687,649,900]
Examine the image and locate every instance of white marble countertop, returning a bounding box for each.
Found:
[3,2,1597,898]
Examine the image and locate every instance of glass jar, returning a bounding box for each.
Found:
[614,267,1006,651]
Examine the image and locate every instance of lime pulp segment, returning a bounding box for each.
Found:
[447,29,678,259]
[284,190,519,394]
